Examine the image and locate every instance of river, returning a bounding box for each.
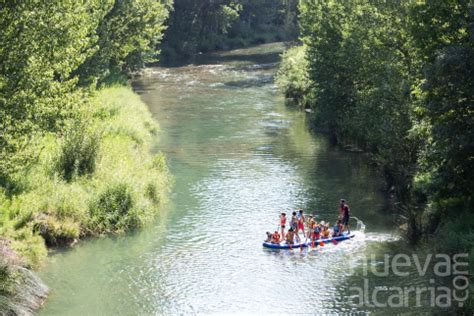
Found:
[39,43,456,315]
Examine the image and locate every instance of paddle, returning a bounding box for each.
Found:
[319,241,325,247]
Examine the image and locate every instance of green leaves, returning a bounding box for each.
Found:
[159,0,299,62]
[293,0,473,248]
[0,1,169,181]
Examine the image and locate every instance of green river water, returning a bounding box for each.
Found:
[38,43,463,315]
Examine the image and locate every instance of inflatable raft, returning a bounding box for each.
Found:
[262,232,355,249]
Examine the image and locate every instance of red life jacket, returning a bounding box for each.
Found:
[273,232,280,242]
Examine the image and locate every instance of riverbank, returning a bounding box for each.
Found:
[0,86,169,314]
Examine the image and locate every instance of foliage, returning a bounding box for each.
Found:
[0,2,170,312]
[55,123,101,182]
[76,0,171,85]
[0,1,170,186]
[2,87,169,264]
[0,2,104,183]
[286,2,473,310]
[298,0,421,201]
[275,45,310,109]
[159,0,299,63]
[88,183,137,234]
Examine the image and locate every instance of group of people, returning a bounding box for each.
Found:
[265,199,351,244]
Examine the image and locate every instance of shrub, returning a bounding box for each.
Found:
[152,152,168,173]
[145,183,160,205]
[275,45,311,109]
[55,124,100,182]
[88,183,139,234]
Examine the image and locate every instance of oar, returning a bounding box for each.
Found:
[332,237,338,245]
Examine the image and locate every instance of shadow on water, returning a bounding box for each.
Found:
[156,43,285,68]
[223,75,274,89]
[199,51,282,66]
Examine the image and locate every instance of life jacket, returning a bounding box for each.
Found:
[314,226,321,233]
[280,216,286,226]
[273,232,280,242]
[333,224,340,233]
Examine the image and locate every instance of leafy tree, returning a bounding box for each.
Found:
[288,0,473,255]
[0,1,106,183]
[75,0,171,85]
[410,0,473,224]
[160,0,299,62]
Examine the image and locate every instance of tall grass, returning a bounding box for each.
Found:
[0,86,169,268]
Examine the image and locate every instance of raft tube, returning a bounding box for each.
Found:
[262,232,355,249]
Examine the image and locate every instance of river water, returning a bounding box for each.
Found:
[39,43,458,315]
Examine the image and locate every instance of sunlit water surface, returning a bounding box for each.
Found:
[39,43,449,315]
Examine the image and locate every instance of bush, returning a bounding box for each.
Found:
[275,45,311,109]
[88,183,138,234]
[55,124,100,182]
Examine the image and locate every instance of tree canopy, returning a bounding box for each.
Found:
[281,0,473,252]
[159,0,299,63]
[0,1,170,183]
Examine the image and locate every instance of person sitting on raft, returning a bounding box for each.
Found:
[312,222,321,240]
[286,227,295,244]
[271,231,281,244]
[265,232,272,242]
[321,223,330,238]
[280,212,286,240]
[332,220,342,237]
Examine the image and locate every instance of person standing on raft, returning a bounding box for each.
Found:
[290,212,300,242]
[339,199,346,218]
[279,212,286,240]
[342,203,350,234]
[296,209,305,238]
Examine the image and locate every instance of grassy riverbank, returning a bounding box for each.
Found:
[0,86,169,313]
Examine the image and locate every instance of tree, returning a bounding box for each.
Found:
[0,1,107,182]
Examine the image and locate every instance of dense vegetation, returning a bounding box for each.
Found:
[277,0,473,311]
[0,1,170,313]
[159,0,299,63]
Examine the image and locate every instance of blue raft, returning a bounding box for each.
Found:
[262,232,355,249]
